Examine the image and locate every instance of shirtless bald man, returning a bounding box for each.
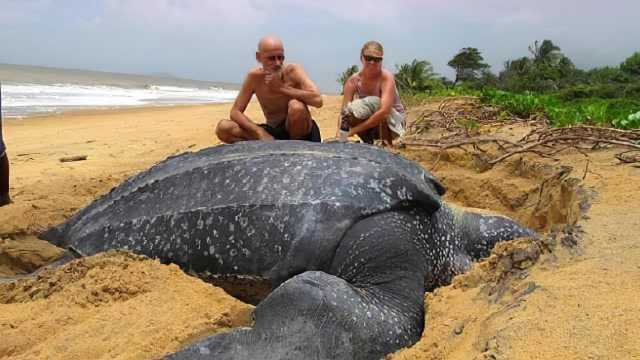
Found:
[216,36,323,143]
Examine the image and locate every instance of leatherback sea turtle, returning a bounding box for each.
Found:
[41,141,535,360]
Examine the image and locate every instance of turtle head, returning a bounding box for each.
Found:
[456,210,537,260]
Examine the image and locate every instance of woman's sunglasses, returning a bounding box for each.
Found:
[363,55,383,63]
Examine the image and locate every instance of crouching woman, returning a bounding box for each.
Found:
[337,41,406,146]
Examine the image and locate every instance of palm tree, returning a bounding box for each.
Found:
[337,65,359,93]
[528,40,562,66]
[394,59,438,93]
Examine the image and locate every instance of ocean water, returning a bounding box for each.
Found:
[0,64,239,118]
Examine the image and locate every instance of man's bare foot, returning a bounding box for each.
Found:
[0,193,11,207]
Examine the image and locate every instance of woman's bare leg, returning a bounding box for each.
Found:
[379,121,393,146]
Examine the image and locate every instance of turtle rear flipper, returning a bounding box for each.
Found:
[166,211,431,360]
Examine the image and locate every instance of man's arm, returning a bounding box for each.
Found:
[268,64,323,108]
[348,71,395,136]
[230,73,273,140]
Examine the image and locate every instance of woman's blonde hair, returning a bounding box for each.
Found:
[360,41,384,56]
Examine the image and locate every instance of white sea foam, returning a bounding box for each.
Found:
[1,83,238,118]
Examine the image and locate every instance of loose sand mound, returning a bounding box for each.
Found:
[0,251,253,360]
[0,236,64,276]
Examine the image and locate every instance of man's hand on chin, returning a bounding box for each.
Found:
[264,69,284,93]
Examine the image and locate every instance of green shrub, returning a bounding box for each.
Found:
[557,84,625,100]
[623,83,640,98]
[480,89,640,129]
[619,110,640,128]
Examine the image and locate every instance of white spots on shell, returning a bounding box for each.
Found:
[396,186,410,200]
[479,218,488,233]
[246,226,255,237]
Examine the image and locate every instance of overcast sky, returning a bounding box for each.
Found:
[1,0,639,92]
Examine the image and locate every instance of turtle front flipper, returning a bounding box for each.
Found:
[455,209,537,260]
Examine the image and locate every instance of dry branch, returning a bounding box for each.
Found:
[406,96,544,137]
[403,98,640,168]
[488,136,640,165]
[615,150,640,164]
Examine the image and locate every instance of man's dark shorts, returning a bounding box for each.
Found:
[258,119,321,142]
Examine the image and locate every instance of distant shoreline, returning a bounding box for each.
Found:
[0,66,240,118]
[3,94,336,121]
[0,63,241,90]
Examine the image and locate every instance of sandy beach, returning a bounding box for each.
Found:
[1,96,639,359]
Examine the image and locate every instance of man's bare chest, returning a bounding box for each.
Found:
[254,79,297,109]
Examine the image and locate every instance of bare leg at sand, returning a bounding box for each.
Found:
[216,99,313,142]
[0,153,10,206]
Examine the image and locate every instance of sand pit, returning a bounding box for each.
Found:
[389,115,640,358]
[1,96,639,359]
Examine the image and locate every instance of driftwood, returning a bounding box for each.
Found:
[59,155,88,163]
